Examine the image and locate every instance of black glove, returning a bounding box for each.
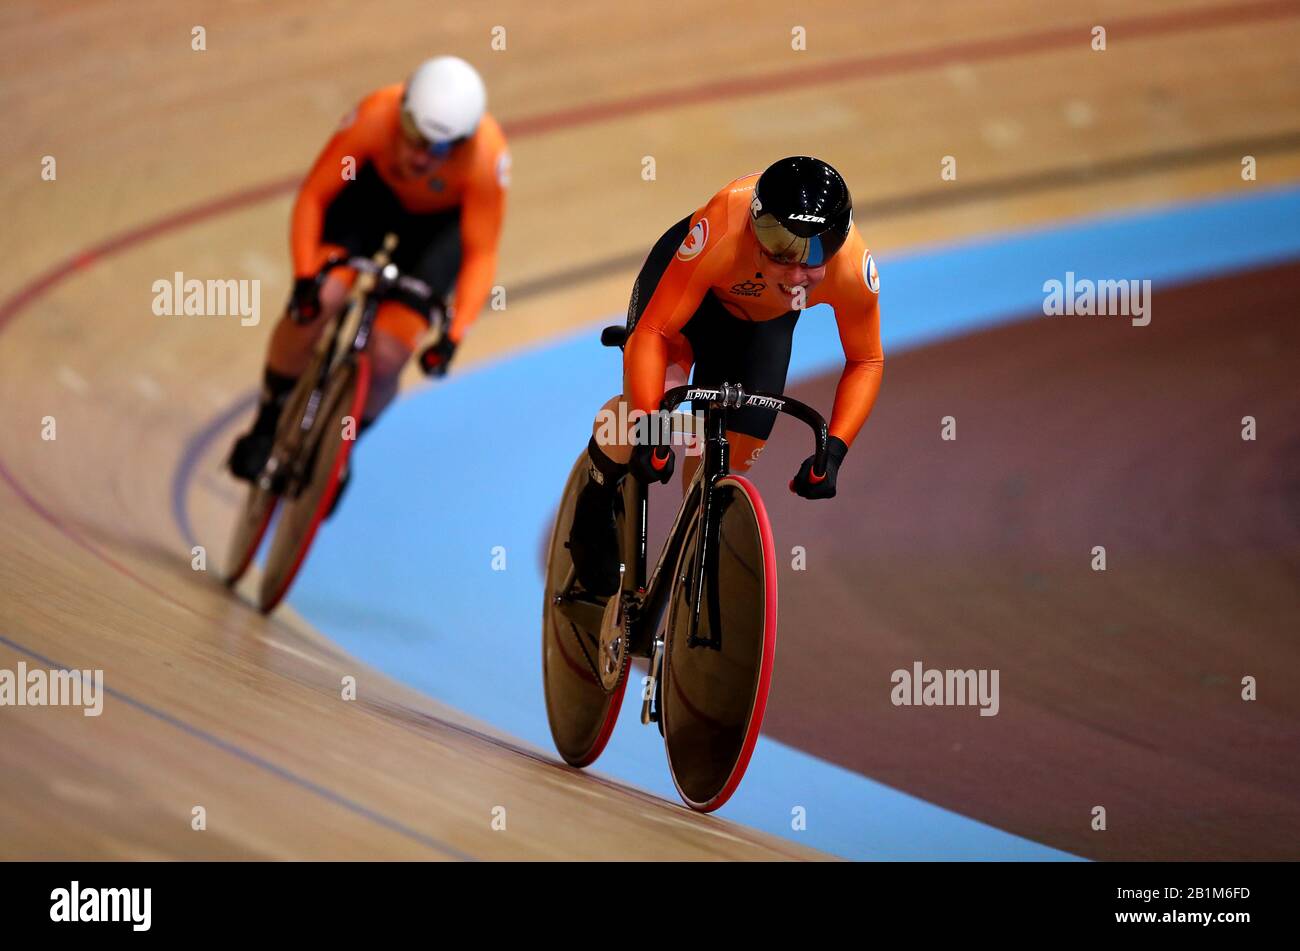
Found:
[288,276,322,325]
[790,436,848,500]
[630,442,675,485]
[418,334,458,377]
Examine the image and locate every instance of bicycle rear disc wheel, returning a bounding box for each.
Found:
[661,474,777,812]
[541,451,628,767]
[257,354,370,613]
[223,346,331,587]
[223,483,278,585]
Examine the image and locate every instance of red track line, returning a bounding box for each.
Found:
[0,176,298,330]
[5,0,1296,330]
[506,0,1300,137]
[0,459,201,618]
[2,0,1297,603]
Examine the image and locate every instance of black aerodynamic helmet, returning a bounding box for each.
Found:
[749,156,853,266]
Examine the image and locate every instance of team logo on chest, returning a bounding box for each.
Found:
[676,218,709,261]
[729,275,766,297]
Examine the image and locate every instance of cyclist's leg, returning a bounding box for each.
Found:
[729,305,799,442]
[362,206,460,423]
[367,302,427,420]
[591,344,691,464]
[725,306,799,471]
[679,300,800,484]
[571,216,692,593]
[403,206,462,309]
[319,300,422,519]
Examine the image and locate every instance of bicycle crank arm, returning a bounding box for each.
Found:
[553,592,605,634]
[596,564,629,692]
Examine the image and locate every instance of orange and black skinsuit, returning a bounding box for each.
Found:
[288,83,509,355]
[624,171,883,464]
[570,172,883,594]
[230,84,510,485]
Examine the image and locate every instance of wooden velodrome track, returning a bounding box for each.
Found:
[2,0,1298,859]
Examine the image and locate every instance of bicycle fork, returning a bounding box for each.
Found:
[688,405,728,649]
[639,407,730,725]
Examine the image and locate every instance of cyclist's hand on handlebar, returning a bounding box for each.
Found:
[418,333,457,377]
[288,276,323,325]
[631,442,675,485]
[790,436,848,500]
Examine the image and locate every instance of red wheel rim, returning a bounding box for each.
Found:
[664,473,777,812]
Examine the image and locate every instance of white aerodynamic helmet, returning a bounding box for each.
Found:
[400,56,486,149]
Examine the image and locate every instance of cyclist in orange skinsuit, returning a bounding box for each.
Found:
[228,56,509,503]
[568,156,884,595]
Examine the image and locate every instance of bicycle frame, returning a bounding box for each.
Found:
[617,404,722,656]
[266,291,376,499]
[555,382,829,661]
[266,255,443,498]
[544,324,831,768]
[550,413,710,658]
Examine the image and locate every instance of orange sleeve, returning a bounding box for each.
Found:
[290,97,386,278]
[449,132,509,342]
[624,215,726,418]
[825,253,884,447]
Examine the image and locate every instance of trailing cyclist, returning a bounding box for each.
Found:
[227,55,510,512]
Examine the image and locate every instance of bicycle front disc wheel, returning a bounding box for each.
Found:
[661,474,777,812]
